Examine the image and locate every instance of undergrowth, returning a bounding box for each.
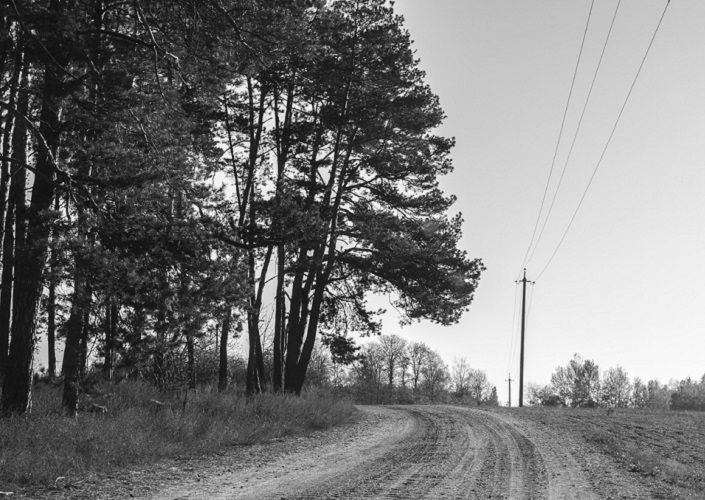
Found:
[0,381,355,490]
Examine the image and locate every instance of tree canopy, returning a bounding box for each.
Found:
[0,0,483,414]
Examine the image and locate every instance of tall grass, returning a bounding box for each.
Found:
[0,381,355,490]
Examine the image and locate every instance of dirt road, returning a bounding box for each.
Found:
[144,405,651,500]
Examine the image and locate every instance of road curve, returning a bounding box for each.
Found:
[149,405,602,500]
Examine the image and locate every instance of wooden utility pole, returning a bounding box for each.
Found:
[517,269,533,407]
[506,374,514,407]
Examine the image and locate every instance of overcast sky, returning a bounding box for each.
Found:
[384,0,705,404]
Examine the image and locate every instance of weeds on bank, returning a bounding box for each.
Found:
[0,381,355,490]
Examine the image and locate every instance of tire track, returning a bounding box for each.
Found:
[487,410,600,499]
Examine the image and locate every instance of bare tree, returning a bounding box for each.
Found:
[468,368,491,404]
[451,357,471,397]
[398,350,410,390]
[408,342,429,401]
[353,343,386,403]
[422,351,448,403]
[379,334,408,402]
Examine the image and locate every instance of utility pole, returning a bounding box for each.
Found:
[516,268,534,407]
[506,373,514,407]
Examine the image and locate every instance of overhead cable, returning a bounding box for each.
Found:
[518,0,596,278]
[535,0,672,281]
[527,0,623,268]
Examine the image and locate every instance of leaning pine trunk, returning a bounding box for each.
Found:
[245,248,269,395]
[290,283,326,395]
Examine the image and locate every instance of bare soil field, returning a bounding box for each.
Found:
[12,405,705,499]
[513,406,705,499]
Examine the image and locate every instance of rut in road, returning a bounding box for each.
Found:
[148,405,601,500]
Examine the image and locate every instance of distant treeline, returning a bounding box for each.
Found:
[329,334,498,406]
[529,354,705,411]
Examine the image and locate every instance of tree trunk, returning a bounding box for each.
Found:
[104,305,111,377]
[153,309,167,389]
[104,302,116,380]
[290,282,325,395]
[0,168,15,382]
[110,303,117,371]
[245,247,269,395]
[46,267,57,378]
[388,363,394,402]
[79,282,92,378]
[0,49,27,384]
[272,245,285,392]
[1,55,59,415]
[186,331,195,389]
[45,194,60,378]
[218,307,231,392]
[246,310,266,395]
[283,250,308,393]
[0,34,21,258]
[61,272,89,416]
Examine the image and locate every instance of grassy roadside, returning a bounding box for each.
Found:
[0,381,356,492]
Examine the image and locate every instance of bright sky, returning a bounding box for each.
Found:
[385,0,705,404]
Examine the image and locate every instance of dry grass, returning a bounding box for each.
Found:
[0,381,355,490]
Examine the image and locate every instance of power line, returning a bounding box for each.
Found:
[526,0,623,268]
[519,0,596,276]
[535,0,672,281]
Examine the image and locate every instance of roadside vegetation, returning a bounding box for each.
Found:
[0,380,354,491]
[0,329,499,493]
